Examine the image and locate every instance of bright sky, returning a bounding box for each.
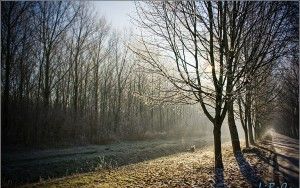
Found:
[93,1,137,32]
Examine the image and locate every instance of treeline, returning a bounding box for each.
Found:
[1,1,208,148]
[274,54,299,139]
[274,4,299,139]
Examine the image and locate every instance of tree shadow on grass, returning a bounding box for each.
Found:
[235,151,263,188]
[214,168,226,188]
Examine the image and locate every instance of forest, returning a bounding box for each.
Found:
[1,1,299,187]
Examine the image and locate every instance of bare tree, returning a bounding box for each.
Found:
[132,1,238,168]
[236,2,298,146]
[35,1,79,108]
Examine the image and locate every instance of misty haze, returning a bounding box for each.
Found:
[1,1,299,187]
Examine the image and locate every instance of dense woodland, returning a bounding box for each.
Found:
[1,2,211,148]
[1,1,299,170]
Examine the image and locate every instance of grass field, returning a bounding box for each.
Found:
[3,134,231,187]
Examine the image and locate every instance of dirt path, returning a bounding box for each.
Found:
[254,131,299,187]
[272,132,299,183]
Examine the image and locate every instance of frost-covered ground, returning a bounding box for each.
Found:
[22,131,298,188]
[3,131,298,188]
[3,135,230,186]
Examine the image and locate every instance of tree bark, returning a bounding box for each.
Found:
[213,123,223,169]
[238,96,249,148]
[43,49,51,108]
[248,117,255,144]
[243,124,249,148]
[246,88,255,144]
[227,100,241,154]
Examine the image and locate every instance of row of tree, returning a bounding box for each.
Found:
[133,1,298,168]
[1,1,210,148]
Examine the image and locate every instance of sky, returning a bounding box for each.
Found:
[93,1,137,32]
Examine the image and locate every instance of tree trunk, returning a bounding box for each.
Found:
[73,59,78,114]
[93,64,99,143]
[227,100,241,154]
[238,96,249,148]
[246,104,255,145]
[213,120,223,169]
[246,85,255,145]
[243,125,249,148]
[114,90,122,134]
[254,119,260,140]
[248,119,255,144]
[44,52,51,108]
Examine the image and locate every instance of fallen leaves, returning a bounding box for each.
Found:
[26,141,298,188]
